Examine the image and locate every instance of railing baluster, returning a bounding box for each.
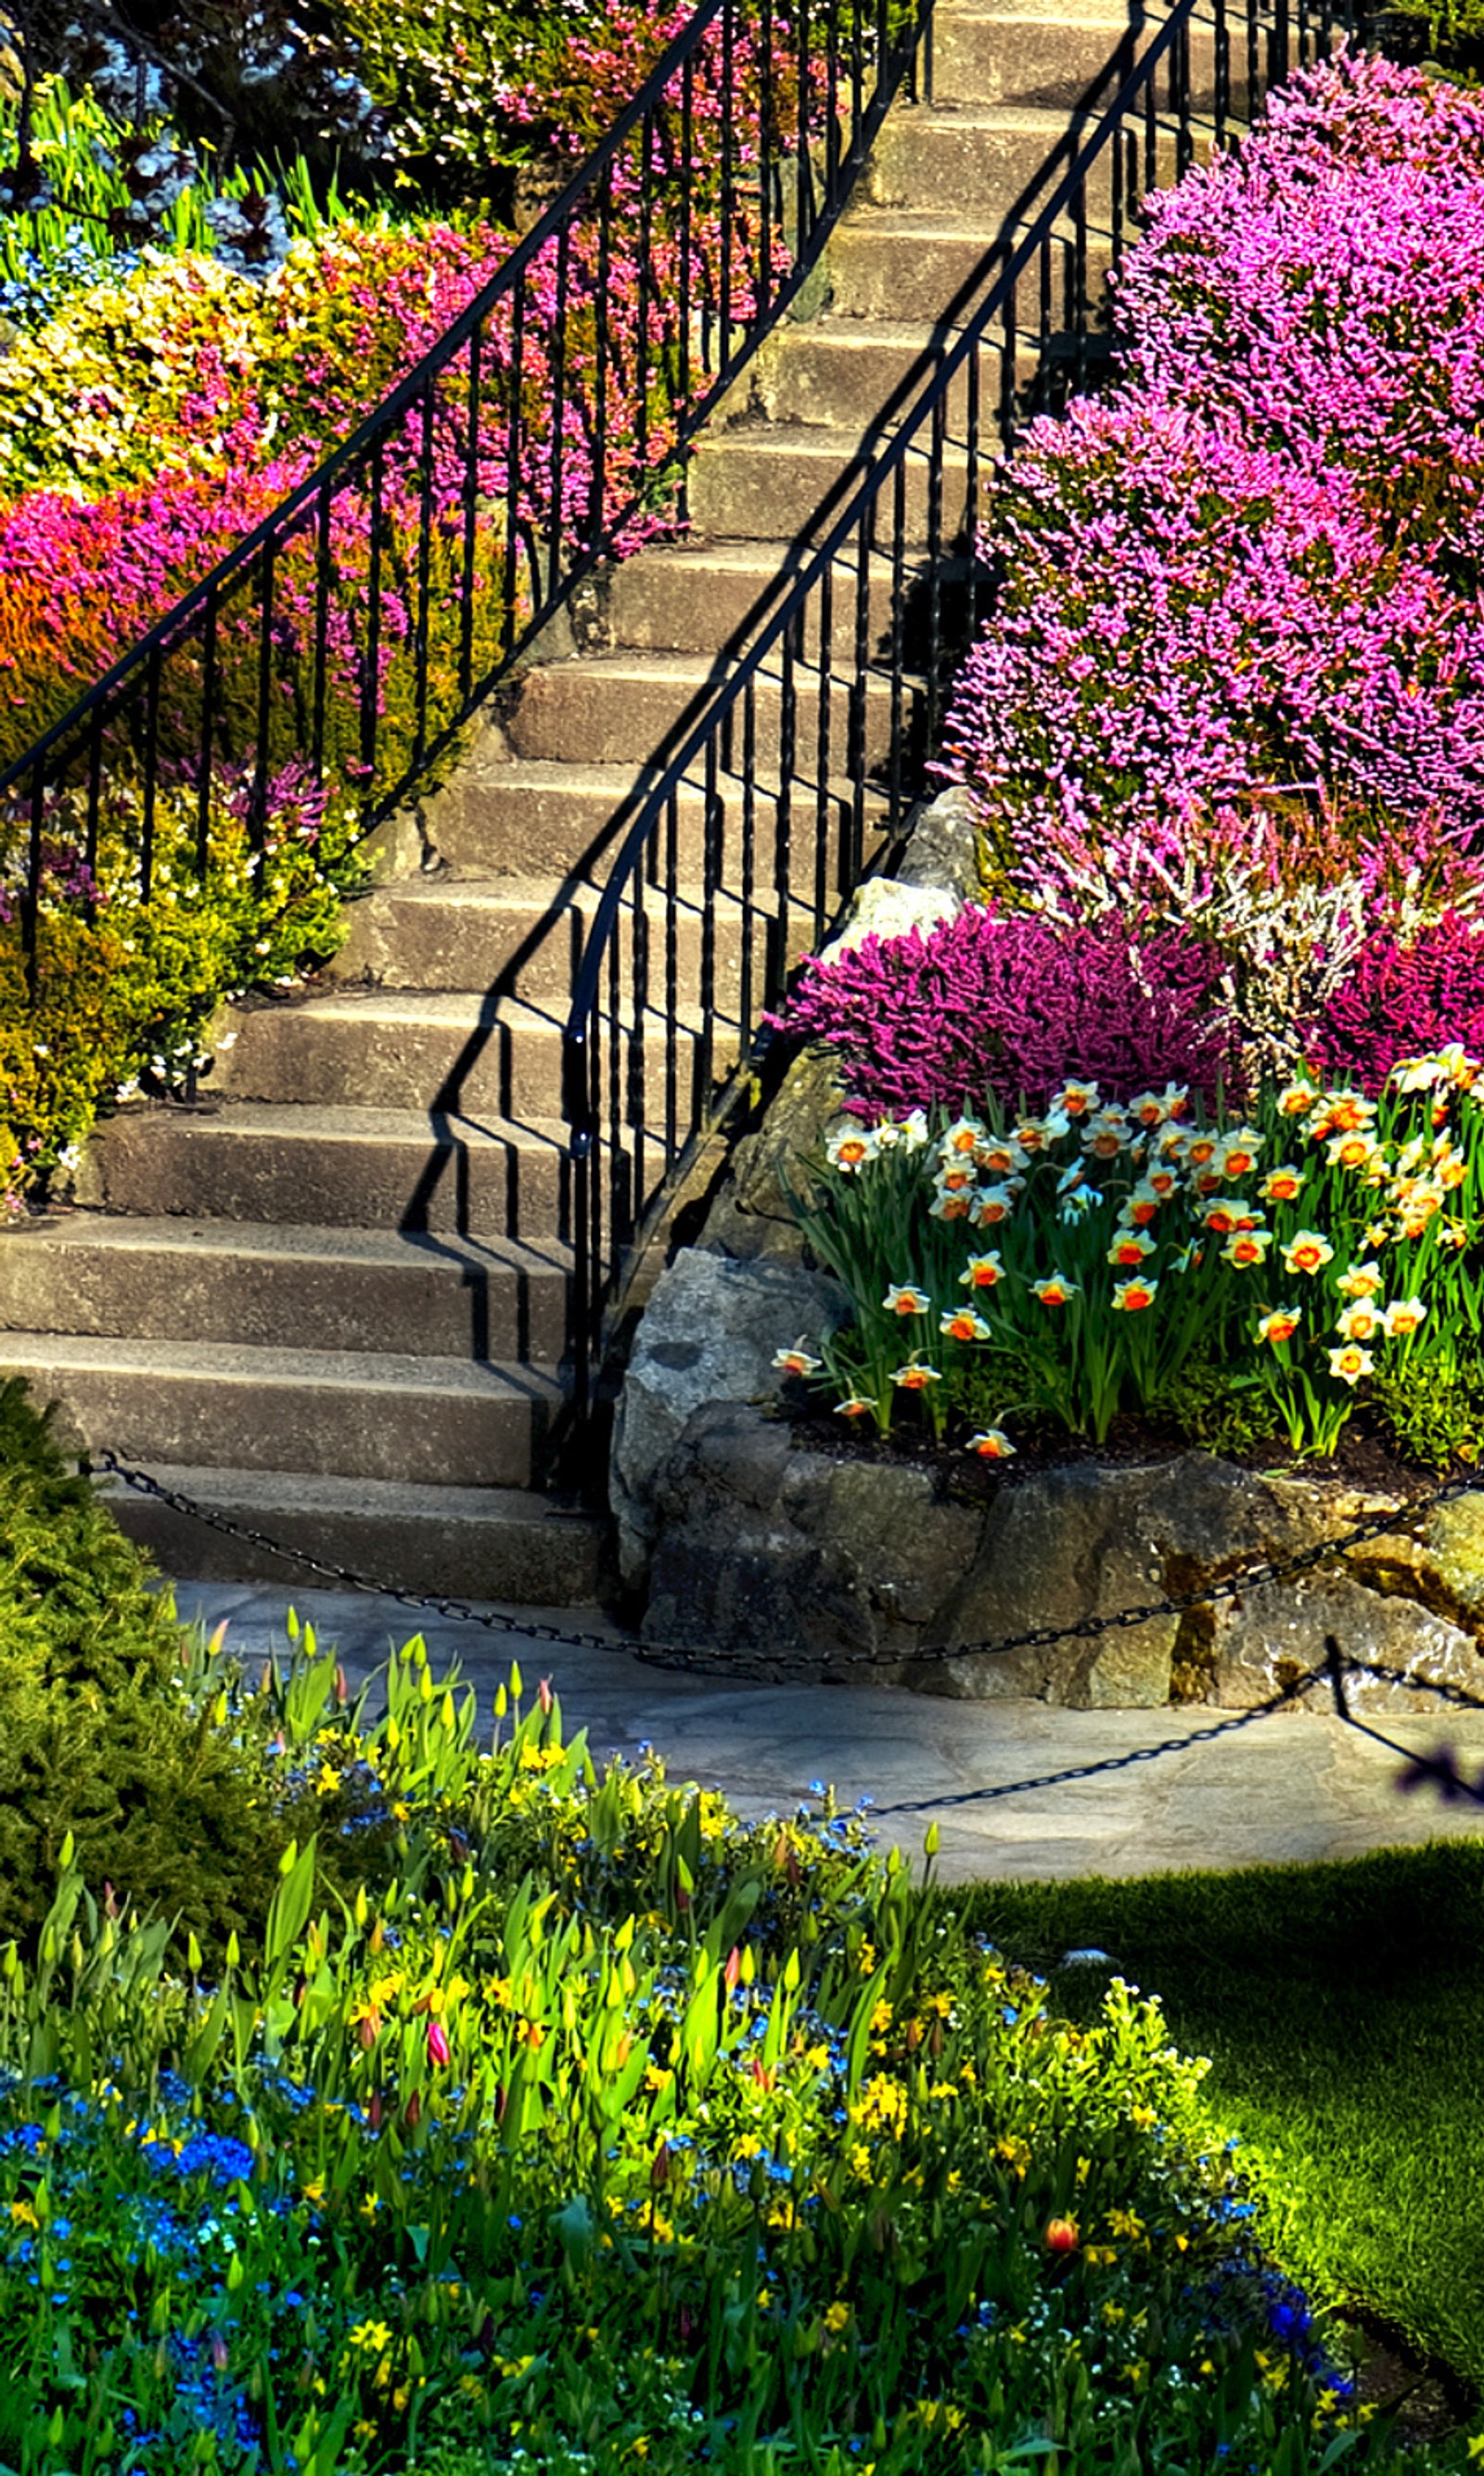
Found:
[251,536,276,869]
[636,109,654,471]
[312,480,334,781]
[504,289,526,679]
[760,0,774,322]
[740,678,758,1040]
[797,0,812,260]
[460,323,483,701]
[814,562,833,942]
[665,785,680,1164]
[720,0,736,365]
[23,763,44,1002]
[699,736,722,1100]
[141,641,161,904]
[888,456,906,831]
[361,439,385,821]
[850,512,870,893]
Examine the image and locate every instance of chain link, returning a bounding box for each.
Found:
[91,1448,1484,1686]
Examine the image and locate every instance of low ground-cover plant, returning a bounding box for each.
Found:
[0,1606,1469,2472]
[776,1048,1484,1458]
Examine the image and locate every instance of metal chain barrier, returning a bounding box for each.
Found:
[91,1447,1484,1683]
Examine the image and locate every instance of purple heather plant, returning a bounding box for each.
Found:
[1309,911,1484,1094]
[772,904,1234,1116]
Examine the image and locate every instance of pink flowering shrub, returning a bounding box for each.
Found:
[1115,49,1484,496]
[1309,913,1484,1093]
[773,904,1234,1115]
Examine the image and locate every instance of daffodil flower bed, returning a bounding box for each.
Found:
[0,1625,1448,2473]
[778,1049,1484,1460]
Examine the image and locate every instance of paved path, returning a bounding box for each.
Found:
[166,1579,1484,1886]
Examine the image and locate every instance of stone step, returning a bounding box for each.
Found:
[76,1101,573,1238]
[932,8,1242,111]
[504,648,924,771]
[866,99,1211,218]
[687,422,978,546]
[599,538,930,662]
[212,990,742,1123]
[104,1464,613,1604]
[0,1213,571,1360]
[329,876,825,1007]
[0,1332,563,1488]
[825,206,1113,322]
[748,314,1039,435]
[423,756,892,884]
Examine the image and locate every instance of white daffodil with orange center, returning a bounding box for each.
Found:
[1336,1260,1383,1300]
[1276,1078,1321,1118]
[1202,1198,1260,1236]
[1083,1108,1131,1161]
[1327,1341,1374,1387]
[940,1117,986,1158]
[1184,1135,1219,1170]
[1032,1274,1079,1308]
[1111,1276,1158,1312]
[930,1187,974,1222]
[973,1183,1017,1225]
[1282,1231,1335,1277]
[1127,1090,1169,1129]
[961,1252,1005,1290]
[1221,1229,1271,1269]
[1159,1082,1192,1119]
[1336,1299,1382,1342]
[1256,1307,1301,1347]
[937,1162,977,1193]
[891,1361,941,1392]
[940,1307,991,1343]
[1216,1130,1263,1179]
[1259,1165,1305,1205]
[826,1128,876,1173]
[883,1284,932,1316]
[966,1429,1015,1459]
[1107,1229,1157,1268]
[1384,1297,1428,1338]
[774,1342,823,1376]
[978,1138,1029,1177]
[833,1396,875,1418]
[1145,1164,1182,1199]
[1119,1183,1163,1227]
[1325,1130,1381,1174]
[1311,1092,1375,1142]
[1015,1112,1068,1152]
[1055,1081,1099,1119]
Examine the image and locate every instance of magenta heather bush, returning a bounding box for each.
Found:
[1310,913,1484,1093]
[1116,49,1484,493]
[773,904,1234,1115]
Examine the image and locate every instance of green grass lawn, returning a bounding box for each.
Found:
[955,1841,1484,2406]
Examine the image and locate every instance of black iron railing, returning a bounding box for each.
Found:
[0,0,933,966]
[562,0,1366,1413]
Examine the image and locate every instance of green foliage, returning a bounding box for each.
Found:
[1156,1349,1285,1457]
[1371,1337,1484,1469]
[0,1643,1452,2472]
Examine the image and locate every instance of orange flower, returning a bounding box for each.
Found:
[1257,1307,1300,1347]
[1044,2217,1079,2253]
[1108,1230,1156,1268]
[1221,1230,1270,1269]
[891,1361,941,1391]
[1032,1275,1079,1308]
[940,1309,991,1343]
[966,1429,1016,1459]
[883,1284,932,1316]
[1259,1166,1304,1204]
[961,1252,1005,1290]
[1111,1277,1158,1312]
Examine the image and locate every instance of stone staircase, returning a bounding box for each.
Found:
[0,0,1219,1599]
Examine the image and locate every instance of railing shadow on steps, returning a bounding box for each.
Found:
[560,0,1370,1421]
[0,0,935,979]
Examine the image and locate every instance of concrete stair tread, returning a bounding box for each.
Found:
[0,1330,565,1399]
[507,644,925,688]
[350,873,815,917]
[226,989,718,1034]
[6,1213,571,1276]
[107,1464,614,1602]
[105,1463,587,1525]
[114,1099,569,1143]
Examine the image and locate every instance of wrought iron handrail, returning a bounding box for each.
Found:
[561,0,1363,1412]
[0,0,932,943]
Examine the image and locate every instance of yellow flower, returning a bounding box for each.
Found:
[823,2302,851,2334]
[347,2319,393,2354]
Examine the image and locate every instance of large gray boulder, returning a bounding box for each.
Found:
[639,1408,1484,1711]
[610,1248,846,1589]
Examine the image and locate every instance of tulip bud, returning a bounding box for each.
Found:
[724,1946,742,1994]
[335,1664,348,1705]
[1045,2216,1079,2253]
[538,1676,553,1716]
[427,2019,451,2069]
[369,2088,383,2131]
[405,2091,421,2129]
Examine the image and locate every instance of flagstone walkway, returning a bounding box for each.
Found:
[170,1580,1484,1887]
